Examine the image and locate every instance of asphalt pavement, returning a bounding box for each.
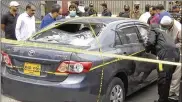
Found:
[126,82,158,102]
[1,82,158,102]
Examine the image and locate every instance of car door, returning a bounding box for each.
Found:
[134,24,158,83]
[114,24,137,76]
[114,24,149,93]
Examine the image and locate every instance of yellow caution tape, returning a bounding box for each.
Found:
[159,63,163,71]
[1,38,181,66]
[35,21,41,24]
[1,17,181,102]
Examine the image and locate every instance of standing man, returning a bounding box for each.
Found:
[144,24,180,102]
[56,8,64,20]
[160,16,181,102]
[139,4,151,23]
[100,3,112,17]
[156,4,172,23]
[1,1,20,40]
[40,4,61,29]
[131,2,141,19]
[148,6,160,25]
[171,5,181,23]
[15,4,36,41]
[172,5,180,13]
[83,6,90,17]
[88,3,97,16]
[118,5,131,18]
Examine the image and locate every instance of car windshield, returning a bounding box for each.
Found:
[31,23,105,46]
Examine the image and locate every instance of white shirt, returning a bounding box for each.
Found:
[139,12,151,24]
[78,6,85,13]
[15,12,35,41]
[167,20,181,43]
[166,20,181,53]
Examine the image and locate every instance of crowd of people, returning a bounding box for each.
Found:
[1,1,181,102]
[1,1,181,41]
[1,1,36,41]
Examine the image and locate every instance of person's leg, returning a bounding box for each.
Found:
[169,55,181,101]
[157,56,177,102]
[157,65,174,102]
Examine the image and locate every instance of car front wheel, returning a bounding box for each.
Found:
[104,77,125,102]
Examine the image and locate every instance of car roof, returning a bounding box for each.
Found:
[56,17,135,24]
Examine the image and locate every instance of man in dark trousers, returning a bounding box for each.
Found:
[1,1,20,40]
[100,3,112,17]
[144,24,180,102]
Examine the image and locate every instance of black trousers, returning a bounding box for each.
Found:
[157,49,180,102]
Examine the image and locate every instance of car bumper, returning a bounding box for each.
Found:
[2,69,98,102]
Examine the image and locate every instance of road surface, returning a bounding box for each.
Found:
[126,82,158,102]
[1,82,158,102]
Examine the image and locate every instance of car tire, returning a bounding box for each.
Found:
[103,77,125,102]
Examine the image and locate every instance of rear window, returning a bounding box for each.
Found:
[31,23,105,46]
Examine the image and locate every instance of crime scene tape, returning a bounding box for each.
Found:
[35,21,41,24]
[1,38,181,66]
[87,19,105,102]
[1,17,181,102]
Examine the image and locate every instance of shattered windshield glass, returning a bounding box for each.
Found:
[31,23,105,46]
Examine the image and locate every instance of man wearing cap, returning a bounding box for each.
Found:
[1,1,20,40]
[171,5,181,23]
[172,5,180,13]
[88,3,97,16]
[131,2,141,19]
[160,16,181,102]
[101,3,112,17]
[118,5,131,18]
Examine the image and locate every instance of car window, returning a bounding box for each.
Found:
[30,23,105,46]
[115,30,129,45]
[116,26,139,45]
[137,26,149,43]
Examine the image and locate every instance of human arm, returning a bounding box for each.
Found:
[1,14,7,32]
[40,18,54,29]
[1,24,5,32]
[144,30,157,53]
[102,10,112,16]
[15,15,22,41]
[32,16,36,33]
[175,30,182,49]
